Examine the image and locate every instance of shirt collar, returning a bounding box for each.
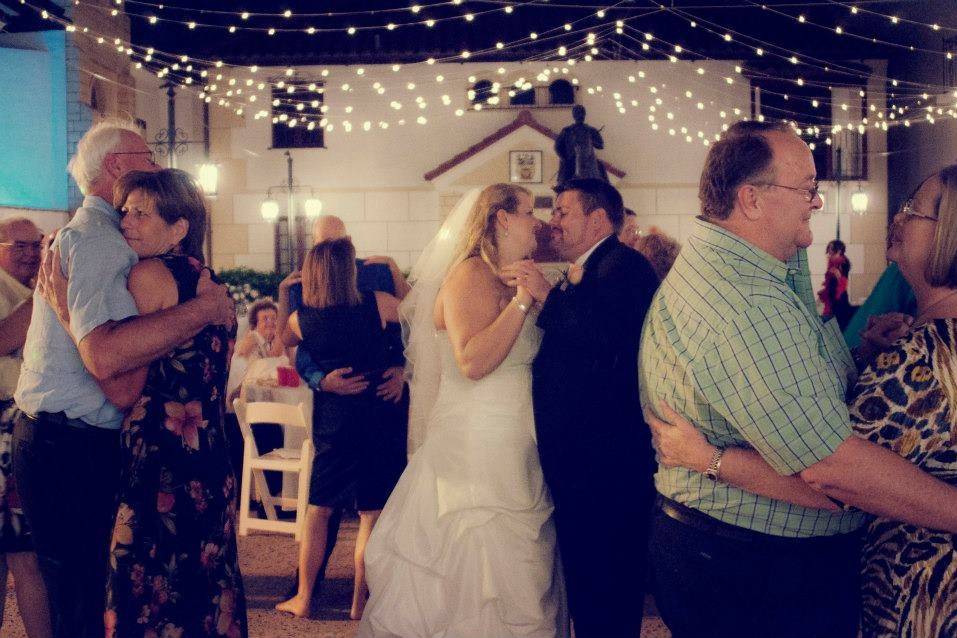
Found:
[690,217,797,282]
[574,233,614,267]
[82,195,122,225]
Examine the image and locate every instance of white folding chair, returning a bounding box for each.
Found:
[233,398,313,541]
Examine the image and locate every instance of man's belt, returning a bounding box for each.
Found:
[657,495,854,547]
[23,411,102,432]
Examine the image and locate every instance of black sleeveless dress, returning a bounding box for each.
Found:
[298,293,408,511]
[104,254,247,638]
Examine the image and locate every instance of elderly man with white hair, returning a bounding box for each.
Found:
[12,120,234,638]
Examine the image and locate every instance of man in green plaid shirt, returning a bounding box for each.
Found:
[640,121,957,638]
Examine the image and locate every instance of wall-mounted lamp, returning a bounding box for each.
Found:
[197,163,219,197]
[851,186,869,215]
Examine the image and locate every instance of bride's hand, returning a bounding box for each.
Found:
[501,260,550,304]
[646,401,715,474]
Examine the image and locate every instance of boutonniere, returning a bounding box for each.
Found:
[559,264,584,290]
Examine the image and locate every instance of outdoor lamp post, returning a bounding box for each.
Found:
[259,150,322,272]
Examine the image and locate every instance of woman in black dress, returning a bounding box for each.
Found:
[276,237,407,620]
[44,169,247,637]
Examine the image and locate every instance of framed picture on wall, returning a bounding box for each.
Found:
[509,150,543,183]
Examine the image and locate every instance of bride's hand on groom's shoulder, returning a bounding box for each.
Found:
[501,260,551,304]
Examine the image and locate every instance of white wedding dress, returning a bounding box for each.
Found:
[357,319,568,638]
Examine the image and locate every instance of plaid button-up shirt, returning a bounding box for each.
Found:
[640,217,866,538]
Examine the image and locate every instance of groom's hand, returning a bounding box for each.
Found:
[501,260,551,304]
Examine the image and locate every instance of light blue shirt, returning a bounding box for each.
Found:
[15,196,139,429]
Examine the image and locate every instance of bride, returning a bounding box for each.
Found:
[357,184,568,637]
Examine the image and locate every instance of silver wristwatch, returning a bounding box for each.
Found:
[704,447,725,482]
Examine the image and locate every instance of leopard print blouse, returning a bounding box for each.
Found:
[849,318,957,638]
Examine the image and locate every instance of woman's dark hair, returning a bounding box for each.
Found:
[302,237,360,308]
[699,120,791,221]
[247,299,277,329]
[113,168,208,261]
[555,177,625,231]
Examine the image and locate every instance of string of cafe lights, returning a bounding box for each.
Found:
[741,1,956,59]
[72,0,586,37]
[660,1,954,95]
[657,3,957,125]
[30,0,636,130]
[829,1,957,35]
[26,0,952,138]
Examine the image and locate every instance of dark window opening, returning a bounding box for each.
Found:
[548,79,575,105]
[271,80,325,149]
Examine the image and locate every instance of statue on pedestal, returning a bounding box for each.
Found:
[554,105,608,186]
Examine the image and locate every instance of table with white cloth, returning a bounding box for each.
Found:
[241,379,313,507]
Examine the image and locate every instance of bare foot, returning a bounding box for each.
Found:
[276,594,311,618]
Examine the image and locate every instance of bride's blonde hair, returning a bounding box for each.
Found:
[452,183,531,271]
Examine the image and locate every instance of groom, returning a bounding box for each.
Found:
[515,178,659,637]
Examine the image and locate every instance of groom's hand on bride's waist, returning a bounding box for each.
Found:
[320,367,369,395]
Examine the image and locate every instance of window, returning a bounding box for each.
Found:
[548,79,575,105]
[510,86,535,106]
[469,79,494,106]
[271,80,325,149]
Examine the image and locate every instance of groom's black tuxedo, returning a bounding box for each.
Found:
[533,235,658,638]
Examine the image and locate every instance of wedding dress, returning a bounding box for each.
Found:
[357,319,567,637]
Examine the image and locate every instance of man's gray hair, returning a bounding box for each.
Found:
[67,118,143,195]
[0,216,39,242]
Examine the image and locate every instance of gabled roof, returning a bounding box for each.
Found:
[423,109,626,182]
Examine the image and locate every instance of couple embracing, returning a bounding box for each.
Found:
[357,178,659,637]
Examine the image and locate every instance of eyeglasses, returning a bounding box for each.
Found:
[753,181,821,203]
[0,240,42,254]
[900,199,938,221]
[111,150,156,164]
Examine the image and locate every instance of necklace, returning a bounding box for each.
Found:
[914,289,957,325]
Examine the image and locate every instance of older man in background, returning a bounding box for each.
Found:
[13,120,233,638]
[0,217,52,638]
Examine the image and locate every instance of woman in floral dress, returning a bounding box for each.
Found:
[46,169,246,637]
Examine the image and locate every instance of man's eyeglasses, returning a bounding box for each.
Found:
[900,199,938,222]
[0,240,42,254]
[753,181,822,203]
[111,150,157,164]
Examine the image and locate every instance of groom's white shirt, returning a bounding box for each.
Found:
[574,233,614,267]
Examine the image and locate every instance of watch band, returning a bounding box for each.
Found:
[704,447,725,482]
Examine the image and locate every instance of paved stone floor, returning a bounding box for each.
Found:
[1,517,670,637]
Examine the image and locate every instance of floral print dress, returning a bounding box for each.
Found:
[849,318,957,638]
[105,255,246,638]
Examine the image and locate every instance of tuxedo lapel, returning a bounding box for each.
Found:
[578,235,619,288]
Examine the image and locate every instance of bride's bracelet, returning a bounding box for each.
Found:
[513,296,531,314]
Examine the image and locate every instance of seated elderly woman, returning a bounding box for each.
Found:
[649,163,957,638]
[235,299,284,361]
